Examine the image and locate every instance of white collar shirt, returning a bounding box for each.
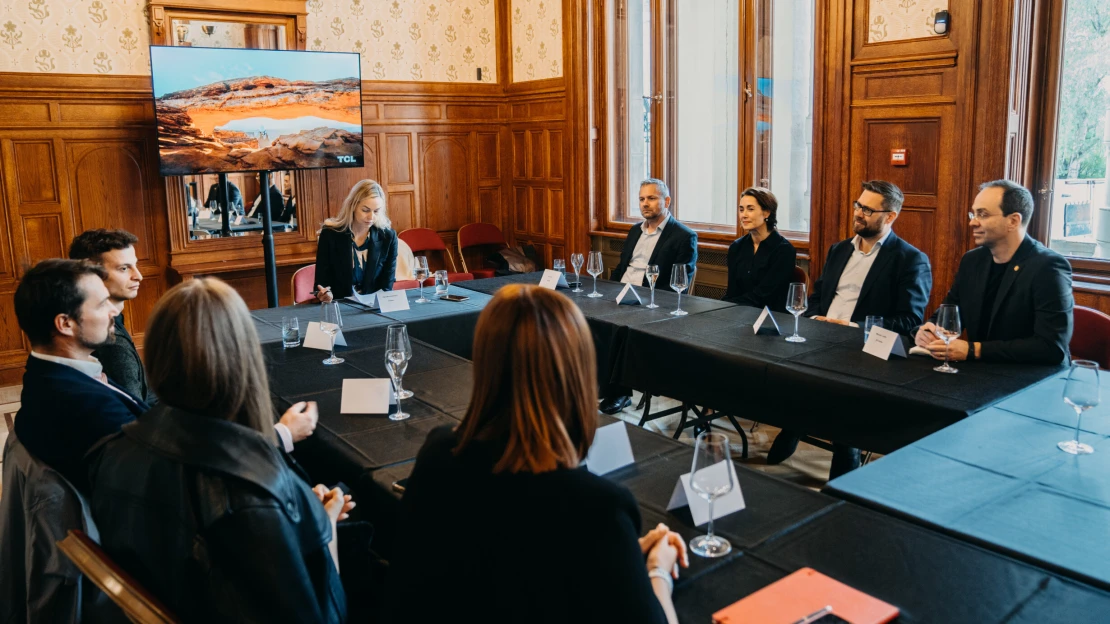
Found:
[621,214,669,286]
[30,351,138,404]
[825,229,893,322]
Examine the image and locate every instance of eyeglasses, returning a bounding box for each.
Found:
[968,210,1001,221]
[853,201,893,218]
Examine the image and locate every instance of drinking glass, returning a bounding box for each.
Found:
[785,283,807,342]
[645,265,660,309]
[281,316,300,348]
[669,265,688,316]
[1059,360,1100,455]
[864,315,883,343]
[570,253,585,292]
[933,304,961,374]
[586,251,604,298]
[689,431,734,558]
[434,270,449,297]
[385,324,412,421]
[553,258,566,276]
[413,256,430,304]
[320,302,344,365]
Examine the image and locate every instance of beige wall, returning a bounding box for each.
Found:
[867,0,949,43]
[511,0,563,82]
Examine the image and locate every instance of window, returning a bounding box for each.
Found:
[603,0,815,237]
[1045,0,1110,261]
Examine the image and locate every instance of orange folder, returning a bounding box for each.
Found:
[712,567,900,624]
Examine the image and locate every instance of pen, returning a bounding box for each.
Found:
[792,606,833,624]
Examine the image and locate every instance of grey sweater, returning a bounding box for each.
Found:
[94,312,156,405]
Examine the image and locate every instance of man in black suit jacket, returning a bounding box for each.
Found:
[204,180,243,215]
[916,180,1073,365]
[602,178,698,414]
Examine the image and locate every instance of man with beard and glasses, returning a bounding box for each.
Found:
[12,259,148,491]
[768,180,932,476]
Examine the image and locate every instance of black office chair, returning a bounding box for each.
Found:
[636,396,748,458]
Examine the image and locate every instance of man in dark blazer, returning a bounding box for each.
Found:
[602,178,698,414]
[916,180,1073,365]
[204,180,243,215]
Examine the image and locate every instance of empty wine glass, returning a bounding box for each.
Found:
[645,265,660,309]
[933,304,961,374]
[413,256,430,304]
[785,283,807,342]
[320,301,344,365]
[669,265,688,316]
[586,251,604,298]
[1059,360,1099,455]
[689,431,734,558]
[570,253,585,293]
[385,324,411,421]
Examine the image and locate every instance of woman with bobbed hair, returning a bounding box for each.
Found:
[389,284,687,624]
[723,186,798,311]
[315,179,398,302]
[88,278,350,623]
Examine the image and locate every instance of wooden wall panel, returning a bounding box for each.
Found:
[386,134,414,185]
[13,142,57,203]
[420,135,471,232]
[21,215,64,264]
[67,142,152,256]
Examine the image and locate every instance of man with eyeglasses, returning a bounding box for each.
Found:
[914,179,1073,365]
[769,180,932,474]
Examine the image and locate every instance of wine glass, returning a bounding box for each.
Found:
[645,265,660,309]
[669,265,688,316]
[413,256,430,304]
[385,324,411,421]
[586,251,604,298]
[553,258,566,276]
[785,283,807,343]
[689,431,734,558]
[570,253,585,292]
[933,304,961,374]
[320,301,344,365]
[1059,360,1099,455]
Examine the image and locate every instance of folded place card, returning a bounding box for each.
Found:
[234,214,243,225]
[667,460,746,527]
[862,326,907,361]
[615,283,642,306]
[303,321,347,350]
[347,291,378,307]
[752,306,782,336]
[538,269,570,290]
[376,290,410,313]
[340,378,393,414]
[585,422,636,475]
[199,209,212,219]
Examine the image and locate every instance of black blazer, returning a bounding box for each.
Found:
[388,426,668,623]
[314,225,398,298]
[14,355,148,491]
[723,230,797,312]
[929,235,1073,365]
[806,232,932,336]
[610,217,698,292]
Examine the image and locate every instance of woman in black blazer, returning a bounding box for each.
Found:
[389,285,688,624]
[723,187,798,312]
[314,179,398,301]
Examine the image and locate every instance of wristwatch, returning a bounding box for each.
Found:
[647,567,674,592]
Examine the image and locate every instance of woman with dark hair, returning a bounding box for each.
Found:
[389,284,687,624]
[723,187,798,311]
[88,278,350,623]
[315,179,398,302]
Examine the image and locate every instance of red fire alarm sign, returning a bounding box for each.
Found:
[891,149,908,166]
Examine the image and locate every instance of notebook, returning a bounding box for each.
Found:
[712,567,899,624]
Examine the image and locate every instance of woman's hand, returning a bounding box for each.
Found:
[641,523,689,578]
[316,284,333,303]
[312,485,354,522]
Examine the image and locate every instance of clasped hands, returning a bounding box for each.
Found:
[639,522,689,585]
[915,322,970,361]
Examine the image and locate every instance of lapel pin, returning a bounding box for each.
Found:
[1014,265,1020,271]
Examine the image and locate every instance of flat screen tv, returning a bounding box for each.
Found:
[150,46,364,176]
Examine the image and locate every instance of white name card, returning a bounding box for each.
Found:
[303,321,347,350]
[346,291,377,307]
[667,460,746,527]
[233,214,243,225]
[863,326,907,360]
[538,269,570,290]
[752,306,782,336]
[199,209,212,219]
[340,378,392,414]
[585,422,636,475]
[615,283,642,306]
[376,290,410,313]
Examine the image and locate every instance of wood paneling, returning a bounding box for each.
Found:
[13,142,57,203]
[386,134,414,185]
[420,135,471,232]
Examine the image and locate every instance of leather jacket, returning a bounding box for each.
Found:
[87,404,346,623]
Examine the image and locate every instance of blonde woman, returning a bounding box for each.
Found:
[315,179,398,302]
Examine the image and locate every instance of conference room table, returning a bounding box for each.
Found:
[827,371,1110,592]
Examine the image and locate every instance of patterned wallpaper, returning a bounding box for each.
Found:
[511,0,562,82]
[0,0,499,82]
[868,0,949,43]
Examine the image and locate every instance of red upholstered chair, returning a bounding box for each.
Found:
[291,264,317,304]
[392,279,421,290]
[457,223,507,279]
[792,265,810,291]
[398,228,473,284]
[1071,306,1110,369]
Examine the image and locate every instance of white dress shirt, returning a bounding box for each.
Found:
[825,229,892,322]
[621,215,670,286]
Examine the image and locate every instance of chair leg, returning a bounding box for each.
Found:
[635,393,647,410]
[724,413,749,459]
[673,404,689,440]
[636,394,653,428]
